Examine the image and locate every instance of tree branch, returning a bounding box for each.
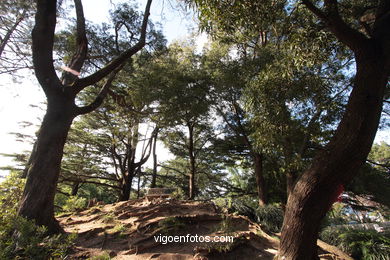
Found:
[32,0,62,96]
[0,10,26,57]
[61,177,121,190]
[301,0,369,52]
[62,0,88,86]
[72,0,152,92]
[75,64,123,115]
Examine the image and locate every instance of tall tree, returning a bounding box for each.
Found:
[204,42,272,206]
[148,42,213,199]
[18,0,153,233]
[186,0,389,258]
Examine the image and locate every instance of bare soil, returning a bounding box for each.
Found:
[58,198,352,260]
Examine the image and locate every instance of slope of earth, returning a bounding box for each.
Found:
[58,199,352,260]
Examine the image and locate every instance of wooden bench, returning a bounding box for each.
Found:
[145,188,174,201]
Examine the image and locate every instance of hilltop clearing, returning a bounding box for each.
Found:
[58,199,352,259]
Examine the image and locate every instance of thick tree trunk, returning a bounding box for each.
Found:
[278,49,388,259]
[188,123,196,200]
[119,180,131,201]
[18,99,75,234]
[253,152,267,206]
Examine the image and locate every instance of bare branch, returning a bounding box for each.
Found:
[75,64,123,115]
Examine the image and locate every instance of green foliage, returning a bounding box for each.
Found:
[320,228,390,260]
[0,0,34,74]
[89,251,112,260]
[0,172,76,259]
[348,163,390,209]
[254,205,284,233]
[369,142,390,168]
[102,213,116,224]
[321,202,349,229]
[0,216,76,259]
[224,197,284,233]
[0,171,25,222]
[171,188,186,200]
[62,196,87,212]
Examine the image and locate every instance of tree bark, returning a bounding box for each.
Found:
[18,98,75,233]
[253,152,267,206]
[119,178,132,201]
[188,123,196,200]
[278,46,388,259]
[119,162,135,201]
[151,128,159,188]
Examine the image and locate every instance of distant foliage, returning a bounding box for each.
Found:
[320,227,390,260]
[62,196,87,212]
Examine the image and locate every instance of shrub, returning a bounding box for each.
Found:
[0,216,76,259]
[254,204,284,233]
[228,197,257,221]
[218,197,284,234]
[320,227,390,260]
[0,172,76,259]
[62,196,87,212]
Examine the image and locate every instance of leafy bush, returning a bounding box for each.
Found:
[254,204,284,233]
[0,171,25,224]
[0,216,76,259]
[0,172,76,259]
[220,197,284,234]
[320,227,390,260]
[62,195,87,212]
[228,197,257,221]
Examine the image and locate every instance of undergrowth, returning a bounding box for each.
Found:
[320,227,390,260]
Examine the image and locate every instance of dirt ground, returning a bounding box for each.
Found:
[58,198,352,260]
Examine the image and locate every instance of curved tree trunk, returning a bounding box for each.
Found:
[18,99,75,233]
[278,47,388,259]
